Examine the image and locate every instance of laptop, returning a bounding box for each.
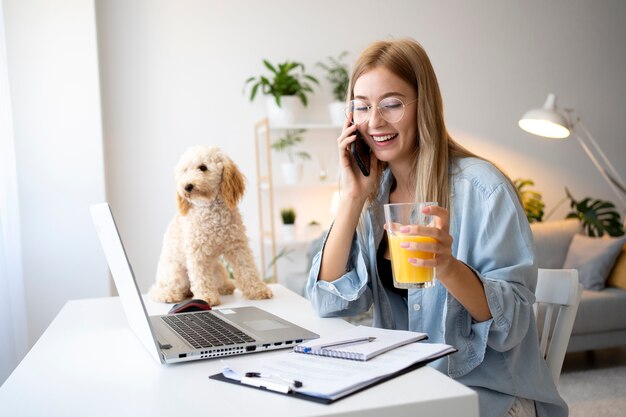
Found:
[90,203,319,364]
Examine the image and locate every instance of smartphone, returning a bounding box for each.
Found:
[350,129,371,177]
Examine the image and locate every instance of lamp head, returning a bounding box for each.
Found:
[518,93,571,139]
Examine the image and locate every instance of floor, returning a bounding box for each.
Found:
[561,346,626,373]
[559,347,626,417]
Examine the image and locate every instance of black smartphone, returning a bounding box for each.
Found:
[350,129,371,176]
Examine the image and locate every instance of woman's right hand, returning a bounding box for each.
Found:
[337,115,379,201]
[319,116,379,283]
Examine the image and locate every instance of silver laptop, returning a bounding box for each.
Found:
[90,203,318,364]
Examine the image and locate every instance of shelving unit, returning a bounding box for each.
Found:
[254,118,341,289]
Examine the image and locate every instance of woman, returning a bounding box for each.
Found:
[306,38,567,417]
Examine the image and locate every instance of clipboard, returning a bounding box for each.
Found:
[208,349,455,404]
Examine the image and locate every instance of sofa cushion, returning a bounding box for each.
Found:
[606,244,626,289]
[572,287,626,335]
[530,219,581,269]
[563,234,626,290]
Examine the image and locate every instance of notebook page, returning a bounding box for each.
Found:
[294,325,427,361]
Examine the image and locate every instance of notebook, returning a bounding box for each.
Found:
[293,325,427,361]
[90,202,319,364]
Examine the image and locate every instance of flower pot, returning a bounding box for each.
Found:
[306,223,323,240]
[281,224,296,241]
[328,101,346,126]
[281,162,303,185]
[266,96,303,126]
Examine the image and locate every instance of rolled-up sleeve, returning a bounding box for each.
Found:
[446,176,537,378]
[306,229,373,318]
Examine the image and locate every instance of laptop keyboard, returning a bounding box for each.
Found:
[162,312,256,349]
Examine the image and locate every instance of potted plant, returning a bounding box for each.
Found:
[280,207,297,241]
[316,51,350,125]
[514,177,624,237]
[564,188,624,237]
[271,129,311,184]
[306,219,322,239]
[244,60,319,125]
[514,178,545,223]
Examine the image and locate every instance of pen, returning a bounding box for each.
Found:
[240,376,292,394]
[244,372,303,388]
[303,336,377,352]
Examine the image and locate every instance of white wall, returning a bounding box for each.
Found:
[4,0,108,346]
[95,0,626,293]
[0,0,28,384]
[4,0,625,352]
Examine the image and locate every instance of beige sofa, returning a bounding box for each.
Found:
[531,219,626,352]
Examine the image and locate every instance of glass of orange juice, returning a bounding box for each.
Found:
[383,202,438,289]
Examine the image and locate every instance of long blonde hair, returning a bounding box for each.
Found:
[349,38,479,209]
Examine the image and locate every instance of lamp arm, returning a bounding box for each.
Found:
[577,121,626,195]
[572,128,626,210]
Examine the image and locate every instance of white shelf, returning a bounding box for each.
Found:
[259,181,338,191]
[258,123,342,132]
[263,237,314,248]
[255,118,337,283]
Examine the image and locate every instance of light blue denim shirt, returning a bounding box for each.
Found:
[306,157,567,417]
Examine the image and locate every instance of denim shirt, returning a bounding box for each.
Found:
[306,157,567,417]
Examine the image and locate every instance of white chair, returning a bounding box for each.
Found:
[534,268,583,384]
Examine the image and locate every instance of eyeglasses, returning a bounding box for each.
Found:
[345,97,417,125]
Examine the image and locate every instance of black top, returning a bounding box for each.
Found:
[377,233,408,298]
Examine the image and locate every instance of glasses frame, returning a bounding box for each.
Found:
[345,97,418,125]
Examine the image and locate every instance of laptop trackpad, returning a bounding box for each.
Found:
[244,319,290,331]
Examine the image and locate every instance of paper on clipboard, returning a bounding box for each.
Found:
[219,342,456,401]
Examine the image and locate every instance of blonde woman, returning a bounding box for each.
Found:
[306,38,567,417]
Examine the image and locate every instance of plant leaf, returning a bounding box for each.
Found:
[263,59,277,74]
[564,188,625,237]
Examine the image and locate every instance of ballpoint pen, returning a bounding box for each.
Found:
[303,336,377,352]
[244,372,303,388]
[240,375,292,394]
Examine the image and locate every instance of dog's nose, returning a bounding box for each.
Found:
[184,184,194,193]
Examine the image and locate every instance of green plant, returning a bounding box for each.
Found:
[244,60,319,107]
[316,51,350,102]
[513,178,545,223]
[271,129,311,163]
[565,188,624,237]
[280,207,296,225]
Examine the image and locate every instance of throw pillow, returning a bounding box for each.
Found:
[563,234,626,290]
[606,244,626,289]
[530,219,581,269]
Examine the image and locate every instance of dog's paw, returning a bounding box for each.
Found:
[150,284,190,303]
[242,282,273,300]
[194,292,221,307]
[218,279,236,295]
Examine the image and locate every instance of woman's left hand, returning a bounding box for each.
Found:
[399,205,458,280]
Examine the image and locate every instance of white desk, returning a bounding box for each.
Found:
[0,284,478,417]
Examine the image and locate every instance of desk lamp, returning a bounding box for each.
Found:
[518,93,626,213]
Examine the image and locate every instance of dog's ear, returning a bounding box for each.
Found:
[177,193,191,216]
[220,157,245,210]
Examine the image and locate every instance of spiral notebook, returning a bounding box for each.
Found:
[293,325,427,361]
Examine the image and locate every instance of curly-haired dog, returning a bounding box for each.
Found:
[150,146,272,306]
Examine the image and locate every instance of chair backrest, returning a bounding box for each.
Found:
[533,268,582,384]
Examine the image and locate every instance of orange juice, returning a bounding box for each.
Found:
[387,234,435,287]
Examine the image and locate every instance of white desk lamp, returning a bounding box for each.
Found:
[518,93,626,213]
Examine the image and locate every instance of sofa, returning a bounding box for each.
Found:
[530,219,626,352]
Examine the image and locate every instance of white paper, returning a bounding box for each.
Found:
[221,342,456,400]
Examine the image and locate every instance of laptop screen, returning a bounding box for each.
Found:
[90,203,162,363]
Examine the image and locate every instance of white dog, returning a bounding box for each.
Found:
[150,146,272,306]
